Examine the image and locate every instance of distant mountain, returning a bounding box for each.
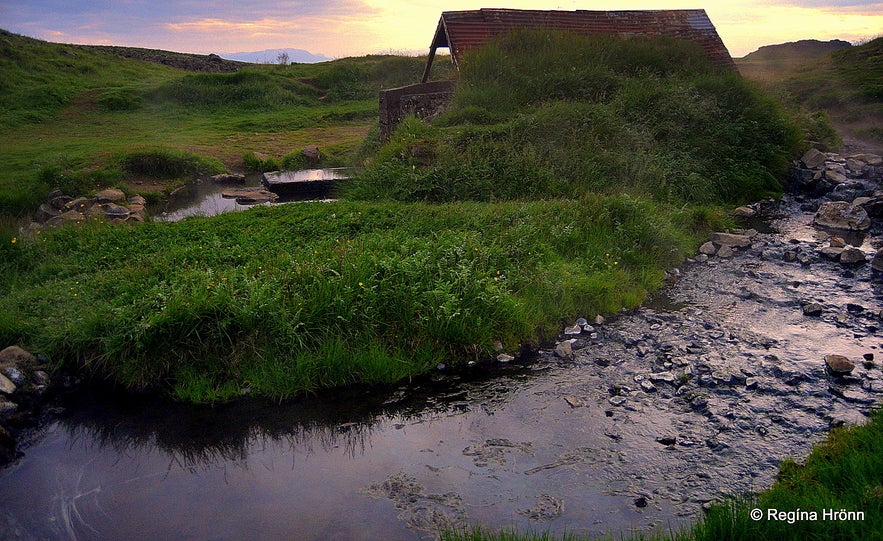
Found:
[220,48,331,64]
[736,39,852,80]
[738,39,852,63]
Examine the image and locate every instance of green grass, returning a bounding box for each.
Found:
[0,196,704,402]
[0,24,877,541]
[348,31,803,205]
[0,28,798,403]
[736,36,883,150]
[0,29,448,215]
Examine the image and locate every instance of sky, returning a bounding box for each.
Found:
[0,1,881,59]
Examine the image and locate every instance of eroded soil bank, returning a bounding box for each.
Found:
[1,194,881,539]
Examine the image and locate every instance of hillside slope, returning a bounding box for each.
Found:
[737,37,883,151]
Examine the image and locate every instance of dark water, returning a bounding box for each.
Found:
[153,169,350,222]
[2,196,881,540]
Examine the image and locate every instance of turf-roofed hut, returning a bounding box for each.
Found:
[379,8,736,139]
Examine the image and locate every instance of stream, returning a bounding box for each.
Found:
[1,195,881,540]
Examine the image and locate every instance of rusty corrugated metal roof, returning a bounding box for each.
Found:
[421,8,736,82]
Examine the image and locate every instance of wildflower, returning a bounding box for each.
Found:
[358,282,364,287]
[10,237,16,244]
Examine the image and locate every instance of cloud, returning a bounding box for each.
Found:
[774,0,883,14]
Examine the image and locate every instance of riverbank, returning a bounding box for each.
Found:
[2,164,881,539]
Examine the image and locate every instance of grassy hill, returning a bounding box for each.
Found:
[736,37,883,150]
[1,28,801,403]
[0,29,449,215]
[736,39,851,80]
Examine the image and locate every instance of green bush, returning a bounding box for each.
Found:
[121,148,226,178]
[95,86,143,111]
[243,151,281,172]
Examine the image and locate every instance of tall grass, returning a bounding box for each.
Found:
[347,30,802,205]
[0,197,699,402]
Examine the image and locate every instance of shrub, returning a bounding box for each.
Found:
[121,148,226,179]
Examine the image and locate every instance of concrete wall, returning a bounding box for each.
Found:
[379,81,455,141]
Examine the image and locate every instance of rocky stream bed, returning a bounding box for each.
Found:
[1,150,882,540]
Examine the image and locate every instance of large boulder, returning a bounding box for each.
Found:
[813,201,871,231]
[93,188,126,203]
[801,148,828,169]
[709,232,753,248]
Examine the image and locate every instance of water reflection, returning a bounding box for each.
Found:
[56,364,529,470]
[153,169,351,222]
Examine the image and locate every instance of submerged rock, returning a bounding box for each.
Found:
[220,187,279,204]
[803,302,824,317]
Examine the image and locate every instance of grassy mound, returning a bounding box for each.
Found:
[348,30,802,205]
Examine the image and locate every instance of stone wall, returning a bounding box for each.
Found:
[379,81,455,141]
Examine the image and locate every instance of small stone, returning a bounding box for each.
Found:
[733,206,755,217]
[699,241,717,255]
[210,173,247,183]
[830,237,846,248]
[840,247,866,266]
[802,303,823,316]
[872,250,883,273]
[690,395,708,410]
[1,367,24,386]
[825,354,856,376]
[221,188,279,204]
[0,398,18,419]
[594,315,605,325]
[694,253,709,263]
[554,341,573,359]
[813,201,871,231]
[801,148,828,169]
[93,188,126,203]
[819,246,844,261]
[608,396,627,406]
[717,245,734,258]
[0,345,36,366]
[496,353,515,363]
[32,370,50,387]
[563,396,584,408]
[640,380,657,393]
[745,378,758,390]
[846,303,865,313]
[128,194,148,206]
[564,325,582,336]
[709,232,752,247]
[0,374,16,395]
[656,436,677,446]
[634,496,648,508]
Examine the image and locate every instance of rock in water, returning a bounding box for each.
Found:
[825,354,855,376]
[839,247,866,266]
[813,201,871,231]
[801,148,828,169]
[872,250,883,273]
